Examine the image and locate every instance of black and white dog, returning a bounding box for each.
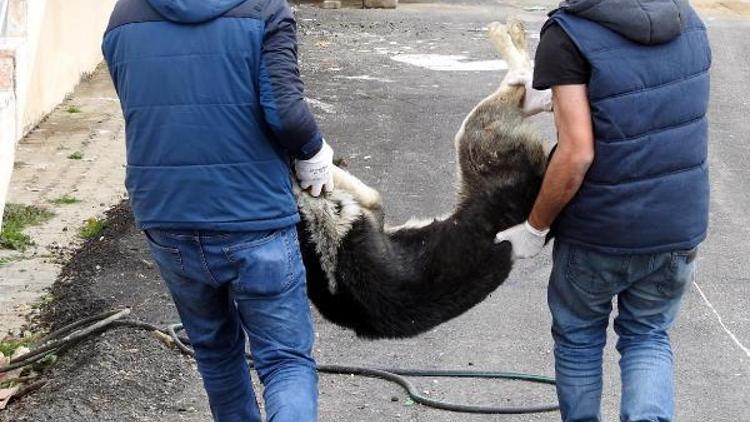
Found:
[296,19,548,339]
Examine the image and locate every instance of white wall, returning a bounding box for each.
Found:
[1,0,117,227]
[0,90,14,225]
[22,0,118,134]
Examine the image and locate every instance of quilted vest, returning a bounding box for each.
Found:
[550,7,711,254]
[103,0,314,232]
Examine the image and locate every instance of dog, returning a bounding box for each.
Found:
[296,19,548,339]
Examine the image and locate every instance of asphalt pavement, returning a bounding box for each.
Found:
[297,2,750,421]
[2,1,748,421]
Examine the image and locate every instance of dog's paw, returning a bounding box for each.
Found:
[488,18,530,71]
[506,18,527,54]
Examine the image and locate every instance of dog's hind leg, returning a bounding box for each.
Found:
[332,166,383,211]
[453,19,530,150]
[488,20,531,73]
[506,18,531,67]
[472,19,531,108]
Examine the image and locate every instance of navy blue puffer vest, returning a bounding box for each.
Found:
[103,0,323,232]
[551,7,711,254]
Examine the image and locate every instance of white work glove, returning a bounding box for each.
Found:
[295,140,334,197]
[502,69,553,116]
[494,221,550,260]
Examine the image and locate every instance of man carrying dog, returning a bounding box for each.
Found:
[103,0,334,420]
[495,0,711,421]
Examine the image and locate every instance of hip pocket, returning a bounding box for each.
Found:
[143,230,185,277]
[659,247,698,297]
[223,228,298,297]
[565,245,626,296]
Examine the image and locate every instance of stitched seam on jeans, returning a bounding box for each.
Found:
[283,230,295,290]
[222,248,234,264]
[143,230,180,253]
[674,247,699,256]
[566,246,611,296]
[565,246,592,293]
[144,231,185,273]
[164,232,229,239]
[223,230,281,253]
[565,246,576,285]
[222,248,237,264]
[197,236,220,287]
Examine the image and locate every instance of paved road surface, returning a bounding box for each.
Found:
[3,1,748,421]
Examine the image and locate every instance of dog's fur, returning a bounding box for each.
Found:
[296,19,548,339]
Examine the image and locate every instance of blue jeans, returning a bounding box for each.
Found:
[548,240,696,422]
[144,226,318,422]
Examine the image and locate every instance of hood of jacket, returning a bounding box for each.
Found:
[146,0,246,23]
[558,0,689,45]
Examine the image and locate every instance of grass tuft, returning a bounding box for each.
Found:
[48,195,81,205]
[0,204,55,251]
[66,105,82,114]
[0,256,20,267]
[32,353,58,371]
[0,336,36,358]
[33,293,55,309]
[67,151,84,160]
[78,217,107,240]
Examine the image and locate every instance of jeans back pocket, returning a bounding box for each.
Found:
[144,230,185,277]
[565,244,629,296]
[659,247,697,297]
[223,228,297,298]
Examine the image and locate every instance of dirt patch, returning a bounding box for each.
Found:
[2,330,206,422]
[0,203,211,421]
[36,203,133,330]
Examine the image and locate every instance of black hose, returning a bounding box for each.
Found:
[0,310,559,415]
[1,309,131,372]
[169,324,559,414]
[315,364,558,414]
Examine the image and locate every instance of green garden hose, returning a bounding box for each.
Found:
[1,309,559,415]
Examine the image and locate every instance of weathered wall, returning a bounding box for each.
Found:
[21,0,117,134]
[0,90,15,224]
[1,0,116,226]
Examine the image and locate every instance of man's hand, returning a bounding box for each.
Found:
[295,140,334,197]
[502,69,553,116]
[494,221,550,260]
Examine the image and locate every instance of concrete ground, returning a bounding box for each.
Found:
[2,1,749,421]
[0,67,126,334]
